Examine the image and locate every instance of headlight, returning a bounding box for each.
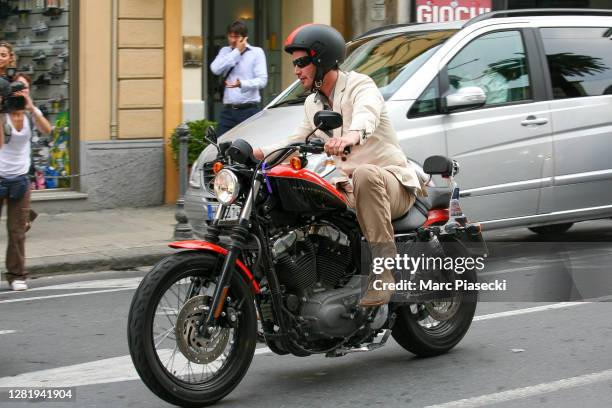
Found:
[213,169,240,205]
[189,163,201,188]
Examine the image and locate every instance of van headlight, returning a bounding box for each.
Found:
[213,169,240,205]
[189,163,202,188]
[190,145,218,189]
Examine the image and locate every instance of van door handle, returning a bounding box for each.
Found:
[521,116,549,126]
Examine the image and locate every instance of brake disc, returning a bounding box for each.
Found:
[175,295,231,364]
[425,294,462,321]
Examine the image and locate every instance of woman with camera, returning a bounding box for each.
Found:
[0,67,52,291]
[0,41,15,81]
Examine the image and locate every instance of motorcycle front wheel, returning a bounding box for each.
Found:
[127,251,257,407]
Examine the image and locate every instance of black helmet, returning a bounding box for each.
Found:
[284,24,346,89]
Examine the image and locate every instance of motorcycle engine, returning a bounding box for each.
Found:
[272,223,368,341]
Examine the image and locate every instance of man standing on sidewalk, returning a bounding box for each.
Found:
[210,20,268,136]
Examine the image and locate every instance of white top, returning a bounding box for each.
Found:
[209,44,268,104]
[0,113,32,178]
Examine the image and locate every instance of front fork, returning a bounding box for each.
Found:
[199,178,262,337]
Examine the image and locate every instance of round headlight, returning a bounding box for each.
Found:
[213,169,240,205]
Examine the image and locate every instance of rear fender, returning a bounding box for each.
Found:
[424,209,449,226]
[168,240,261,294]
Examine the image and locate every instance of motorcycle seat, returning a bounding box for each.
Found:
[391,187,451,233]
[392,206,427,233]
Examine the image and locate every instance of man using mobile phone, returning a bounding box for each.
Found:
[210,20,268,136]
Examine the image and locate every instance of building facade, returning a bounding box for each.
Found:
[23,0,610,213]
[21,0,338,213]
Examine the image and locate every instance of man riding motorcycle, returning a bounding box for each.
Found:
[127,25,484,407]
[254,24,427,307]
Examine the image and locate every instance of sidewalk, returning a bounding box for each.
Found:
[0,206,180,279]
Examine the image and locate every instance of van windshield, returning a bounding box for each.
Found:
[269,29,457,107]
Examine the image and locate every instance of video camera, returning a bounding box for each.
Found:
[0,69,26,113]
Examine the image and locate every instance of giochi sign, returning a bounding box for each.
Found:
[416,0,491,23]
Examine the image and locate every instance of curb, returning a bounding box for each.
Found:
[14,246,178,278]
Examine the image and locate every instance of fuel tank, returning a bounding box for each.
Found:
[267,165,348,213]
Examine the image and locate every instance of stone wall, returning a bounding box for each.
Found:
[81,139,165,209]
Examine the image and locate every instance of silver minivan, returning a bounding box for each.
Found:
[186,9,612,236]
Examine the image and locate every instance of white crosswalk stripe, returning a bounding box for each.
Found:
[0,348,273,388]
[472,302,586,321]
[0,301,590,389]
[424,369,612,408]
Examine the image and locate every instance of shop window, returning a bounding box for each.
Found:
[540,27,612,99]
[0,0,71,190]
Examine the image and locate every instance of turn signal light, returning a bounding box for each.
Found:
[212,162,224,174]
[290,157,303,170]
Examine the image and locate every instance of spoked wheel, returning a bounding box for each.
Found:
[128,251,257,407]
[392,268,477,357]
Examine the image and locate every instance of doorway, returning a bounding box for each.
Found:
[203,0,283,122]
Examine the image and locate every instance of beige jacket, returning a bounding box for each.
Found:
[262,70,426,196]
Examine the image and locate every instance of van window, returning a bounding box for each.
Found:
[344,30,455,98]
[269,29,457,107]
[446,30,532,106]
[408,77,439,117]
[540,27,612,99]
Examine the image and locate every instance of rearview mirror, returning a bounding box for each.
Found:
[226,139,255,165]
[313,110,343,131]
[205,126,218,144]
[445,86,486,112]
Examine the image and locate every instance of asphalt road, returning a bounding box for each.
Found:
[1,220,611,408]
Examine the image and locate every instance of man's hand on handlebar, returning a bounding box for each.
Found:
[324,131,359,158]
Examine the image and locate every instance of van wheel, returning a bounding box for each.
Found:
[529,223,573,235]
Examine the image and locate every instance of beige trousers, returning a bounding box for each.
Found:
[338,164,416,261]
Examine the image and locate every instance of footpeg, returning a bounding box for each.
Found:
[325,330,391,358]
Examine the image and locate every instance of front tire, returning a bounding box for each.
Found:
[127,251,257,407]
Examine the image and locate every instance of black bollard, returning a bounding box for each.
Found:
[174,122,193,239]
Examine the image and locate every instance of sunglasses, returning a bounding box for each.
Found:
[292,55,312,68]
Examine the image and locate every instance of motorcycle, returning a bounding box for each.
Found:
[127,111,486,407]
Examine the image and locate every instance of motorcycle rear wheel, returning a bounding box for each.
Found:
[127,251,257,407]
[391,242,478,357]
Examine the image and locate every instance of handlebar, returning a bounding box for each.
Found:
[299,143,325,155]
[297,140,352,157]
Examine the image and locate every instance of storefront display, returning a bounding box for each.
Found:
[0,0,71,190]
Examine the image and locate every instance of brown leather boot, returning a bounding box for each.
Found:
[359,269,395,307]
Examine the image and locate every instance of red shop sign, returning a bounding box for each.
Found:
[416,0,492,23]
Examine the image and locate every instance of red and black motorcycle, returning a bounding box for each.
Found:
[127,111,486,407]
